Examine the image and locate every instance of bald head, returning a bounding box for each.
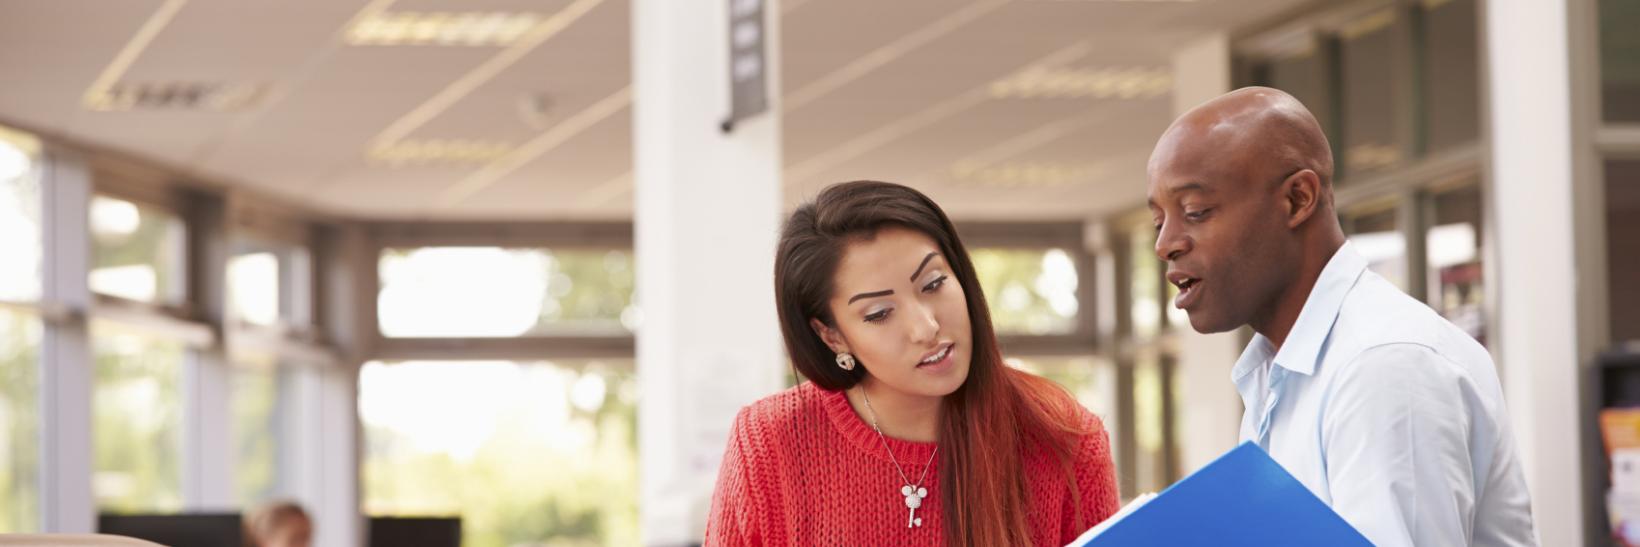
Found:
[1149,87,1334,203]
[1144,87,1347,336]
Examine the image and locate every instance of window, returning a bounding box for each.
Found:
[229,251,281,327]
[0,126,42,302]
[361,359,638,546]
[378,248,636,338]
[1007,356,1117,423]
[90,196,186,306]
[1129,229,1163,339]
[0,309,41,532]
[1343,207,1407,290]
[1339,7,1412,178]
[1427,185,1486,345]
[1131,350,1170,493]
[232,353,281,507]
[1600,0,1640,123]
[1609,160,1640,342]
[92,321,185,513]
[1421,0,1480,152]
[970,247,1080,335]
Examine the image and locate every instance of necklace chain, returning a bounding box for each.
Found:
[858,386,938,488]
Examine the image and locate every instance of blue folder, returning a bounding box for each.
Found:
[1072,441,1373,546]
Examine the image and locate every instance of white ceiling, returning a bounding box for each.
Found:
[0,0,1312,221]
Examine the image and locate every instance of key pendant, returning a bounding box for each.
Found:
[901,485,928,528]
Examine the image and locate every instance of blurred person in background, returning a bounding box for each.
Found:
[705,180,1119,546]
[243,501,312,547]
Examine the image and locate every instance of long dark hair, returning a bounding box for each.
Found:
[773,180,1087,546]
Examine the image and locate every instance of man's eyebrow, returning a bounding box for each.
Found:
[1168,181,1212,194]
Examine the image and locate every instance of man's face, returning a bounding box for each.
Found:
[1146,135,1292,334]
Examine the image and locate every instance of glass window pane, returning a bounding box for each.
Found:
[1426,185,1486,345]
[1609,160,1640,341]
[232,354,280,507]
[1344,207,1408,290]
[0,308,41,532]
[1339,8,1412,178]
[1132,350,1168,493]
[1129,230,1162,339]
[1422,0,1480,151]
[92,322,184,513]
[1006,355,1116,421]
[229,252,280,327]
[361,359,638,546]
[90,196,187,306]
[970,248,1080,335]
[0,126,42,302]
[1600,0,1640,123]
[378,247,635,338]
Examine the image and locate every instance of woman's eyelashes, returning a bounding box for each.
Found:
[922,274,948,293]
[860,274,950,324]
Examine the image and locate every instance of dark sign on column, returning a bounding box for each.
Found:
[723,0,767,133]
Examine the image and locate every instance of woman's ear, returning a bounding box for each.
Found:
[809,317,849,354]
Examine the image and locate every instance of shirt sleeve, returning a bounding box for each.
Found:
[705,407,761,547]
[1320,343,1479,547]
[1060,412,1122,544]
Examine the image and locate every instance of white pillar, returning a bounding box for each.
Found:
[39,149,94,533]
[279,363,361,547]
[297,222,371,547]
[181,351,235,510]
[1485,0,1581,544]
[632,0,785,544]
[1168,33,1244,473]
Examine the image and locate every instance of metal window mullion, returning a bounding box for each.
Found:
[1399,189,1431,303]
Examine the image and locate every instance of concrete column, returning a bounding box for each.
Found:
[631,0,785,544]
[1485,0,1582,544]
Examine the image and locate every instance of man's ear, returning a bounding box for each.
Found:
[809,317,849,354]
[1282,169,1324,229]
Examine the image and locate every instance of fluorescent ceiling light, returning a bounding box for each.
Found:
[347,12,543,46]
[84,81,267,112]
[990,67,1172,100]
[368,140,514,167]
[950,160,1107,189]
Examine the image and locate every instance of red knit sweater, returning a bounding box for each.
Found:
[705,381,1120,546]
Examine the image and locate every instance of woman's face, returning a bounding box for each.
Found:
[814,226,973,399]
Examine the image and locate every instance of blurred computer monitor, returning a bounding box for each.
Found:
[98,513,243,547]
[368,516,461,547]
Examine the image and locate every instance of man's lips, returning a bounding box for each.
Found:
[1167,270,1202,309]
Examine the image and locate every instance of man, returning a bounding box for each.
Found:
[1146,87,1536,547]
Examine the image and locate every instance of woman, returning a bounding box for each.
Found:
[706,181,1119,546]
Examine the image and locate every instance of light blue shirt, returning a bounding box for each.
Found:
[1232,241,1537,547]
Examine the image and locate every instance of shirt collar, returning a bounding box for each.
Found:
[1230,241,1369,383]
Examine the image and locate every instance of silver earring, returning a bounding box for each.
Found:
[835,352,857,371]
